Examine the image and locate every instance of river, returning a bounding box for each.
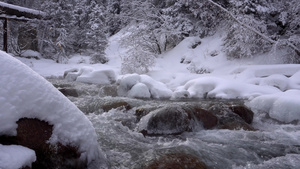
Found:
[49,78,300,169]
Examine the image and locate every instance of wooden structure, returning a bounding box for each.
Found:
[0,2,45,52]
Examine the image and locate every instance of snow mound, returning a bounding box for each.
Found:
[0,145,36,169]
[173,77,280,99]
[117,74,172,99]
[248,90,300,123]
[20,50,41,59]
[64,66,116,84]
[0,51,107,168]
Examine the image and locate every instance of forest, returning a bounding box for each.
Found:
[1,0,300,70]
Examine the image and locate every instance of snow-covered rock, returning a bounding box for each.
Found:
[64,67,116,84]
[117,74,172,99]
[173,77,281,99]
[248,90,300,123]
[0,51,107,168]
[128,83,151,99]
[0,144,36,169]
[77,69,116,84]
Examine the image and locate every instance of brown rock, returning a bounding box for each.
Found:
[58,88,79,97]
[185,106,218,129]
[141,105,190,136]
[145,153,207,169]
[102,101,131,112]
[16,118,85,169]
[229,105,254,124]
[139,104,218,136]
[219,121,255,131]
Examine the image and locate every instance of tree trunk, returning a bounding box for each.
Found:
[3,18,8,52]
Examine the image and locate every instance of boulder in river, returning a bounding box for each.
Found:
[145,153,207,169]
[138,104,218,136]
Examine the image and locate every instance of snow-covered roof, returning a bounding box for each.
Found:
[0,2,45,19]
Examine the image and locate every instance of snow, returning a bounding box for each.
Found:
[0,51,107,168]
[0,145,36,169]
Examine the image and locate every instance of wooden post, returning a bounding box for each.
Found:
[3,18,8,52]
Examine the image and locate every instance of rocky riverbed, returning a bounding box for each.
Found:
[49,78,300,169]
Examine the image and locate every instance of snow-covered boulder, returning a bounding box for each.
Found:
[137,104,218,136]
[128,83,151,99]
[0,144,36,169]
[117,74,172,99]
[77,69,116,84]
[0,51,107,168]
[64,67,116,85]
[248,90,300,123]
[174,77,281,99]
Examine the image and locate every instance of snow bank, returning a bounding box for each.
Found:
[173,77,280,99]
[0,144,36,169]
[117,74,172,99]
[0,51,106,168]
[248,90,300,123]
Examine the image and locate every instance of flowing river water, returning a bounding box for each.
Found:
[49,78,300,169]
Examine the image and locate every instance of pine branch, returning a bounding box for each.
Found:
[205,0,300,56]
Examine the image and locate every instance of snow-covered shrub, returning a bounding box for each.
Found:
[90,53,109,64]
[224,17,271,59]
[121,47,156,74]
